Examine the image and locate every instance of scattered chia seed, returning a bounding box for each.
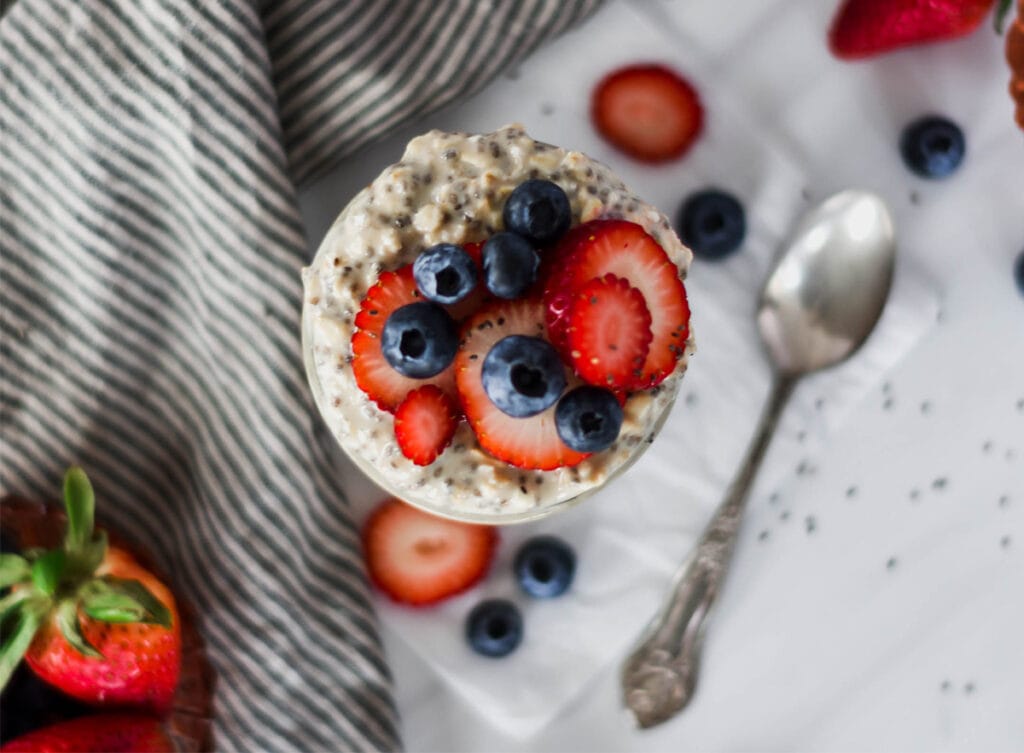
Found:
[846,485,858,498]
[909,488,920,501]
[797,430,807,443]
[998,495,1010,508]
[758,530,770,542]
[805,516,817,534]
[780,510,791,522]
[909,190,920,205]
[964,682,975,695]
[801,187,812,201]
[932,477,948,491]
[1017,398,1023,412]
[1001,535,1012,549]
[1005,448,1016,461]
[886,556,898,570]
[941,680,952,692]
[814,397,825,410]
[882,381,892,393]
[442,149,457,161]
[685,392,697,406]
[920,400,932,414]
[883,397,894,411]
[983,440,993,453]
[769,492,780,505]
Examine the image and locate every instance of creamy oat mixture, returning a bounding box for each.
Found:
[302,125,694,520]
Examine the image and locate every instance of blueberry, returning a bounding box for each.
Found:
[482,232,540,299]
[899,115,965,179]
[1015,250,1024,297]
[466,599,523,658]
[677,189,746,260]
[381,302,457,378]
[503,179,572,245]
[413,243,478,305]
[514,536,575,598]
[555,386,623,452]
[482,335,566,417]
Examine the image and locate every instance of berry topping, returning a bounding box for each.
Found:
[544,220,689,389]
[381,302,458,378]
[899,115,966,179]
[502,179,572,246]
[394,385,460,466]
[362,499,496,606]
[828,0,996,60]
[591,64,703,163]
[514,536,576,599]
[482,232,540,299]
[678,189,747,260]
[465,600,523,658]
[413,243,479,305]
[565,274,652,390]
[354,264,420,337]
[455,299,590,470]
[555,386,624,453]
[482,335,566,418]
[352,329,456,412]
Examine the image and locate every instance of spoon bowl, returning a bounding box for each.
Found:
[622,190,896,729]
[759,190,895,375]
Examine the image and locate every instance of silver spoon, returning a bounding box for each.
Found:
[622,189,896,728]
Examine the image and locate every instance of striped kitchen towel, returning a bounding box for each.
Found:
[0,1,600,751]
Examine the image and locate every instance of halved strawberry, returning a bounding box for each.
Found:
[544,220,689,389]
[351,264,457,411]
[394,385,460,465]
[591,64,703,163]
[351,330,456,412]
[362,498,497,606]
[538,223,599,351]
[354,265,420,337]
[455,299,589,470]
[565,274,652,390]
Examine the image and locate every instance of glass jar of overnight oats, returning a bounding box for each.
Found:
[301,125,694,525]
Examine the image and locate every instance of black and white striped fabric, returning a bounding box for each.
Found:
[0,1,600,750]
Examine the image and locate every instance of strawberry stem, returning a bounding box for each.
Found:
[63,466,95,552]
[0,554,30,588]
[0,598,46,690]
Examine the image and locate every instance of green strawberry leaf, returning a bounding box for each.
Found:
[0,599,45,691]
[55,599,102,659]
[997,0,1013,33]
[0,590,33,627]
[93,577,172,628]
[63,466,95,552]
[31,550,66,597]
[0,554,31,589]
[78,530,108,576]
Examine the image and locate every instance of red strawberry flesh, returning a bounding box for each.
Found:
[591,64,704,163]
[565,274,653,390]
[362,499,496,606]
[394,385,460,465]
[456,299,590,470]
[544,220,689,389]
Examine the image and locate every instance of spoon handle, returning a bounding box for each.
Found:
[622,375,797,728]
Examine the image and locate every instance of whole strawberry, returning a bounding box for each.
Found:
[829,0,996,59]
[0,713,173,752]
[0,468,181,711]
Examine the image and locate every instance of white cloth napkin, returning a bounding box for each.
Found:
[355,0,945,739]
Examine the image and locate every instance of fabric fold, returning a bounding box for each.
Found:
[0,1,600,750]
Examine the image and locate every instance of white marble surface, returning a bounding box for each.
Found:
[299,0,1024,749]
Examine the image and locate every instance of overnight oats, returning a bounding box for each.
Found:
[302,125,694,523]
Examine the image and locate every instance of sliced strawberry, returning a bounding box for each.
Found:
[591,64,703,163]
[394,385,460,465]
[544,220,689,389]
[538,223,599,351]
[351,263,457,411]
[351,330,456,412]
[354,265,421,337]
[455,299,589,470]
[362,498,497,606]
[565,274,652,390]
